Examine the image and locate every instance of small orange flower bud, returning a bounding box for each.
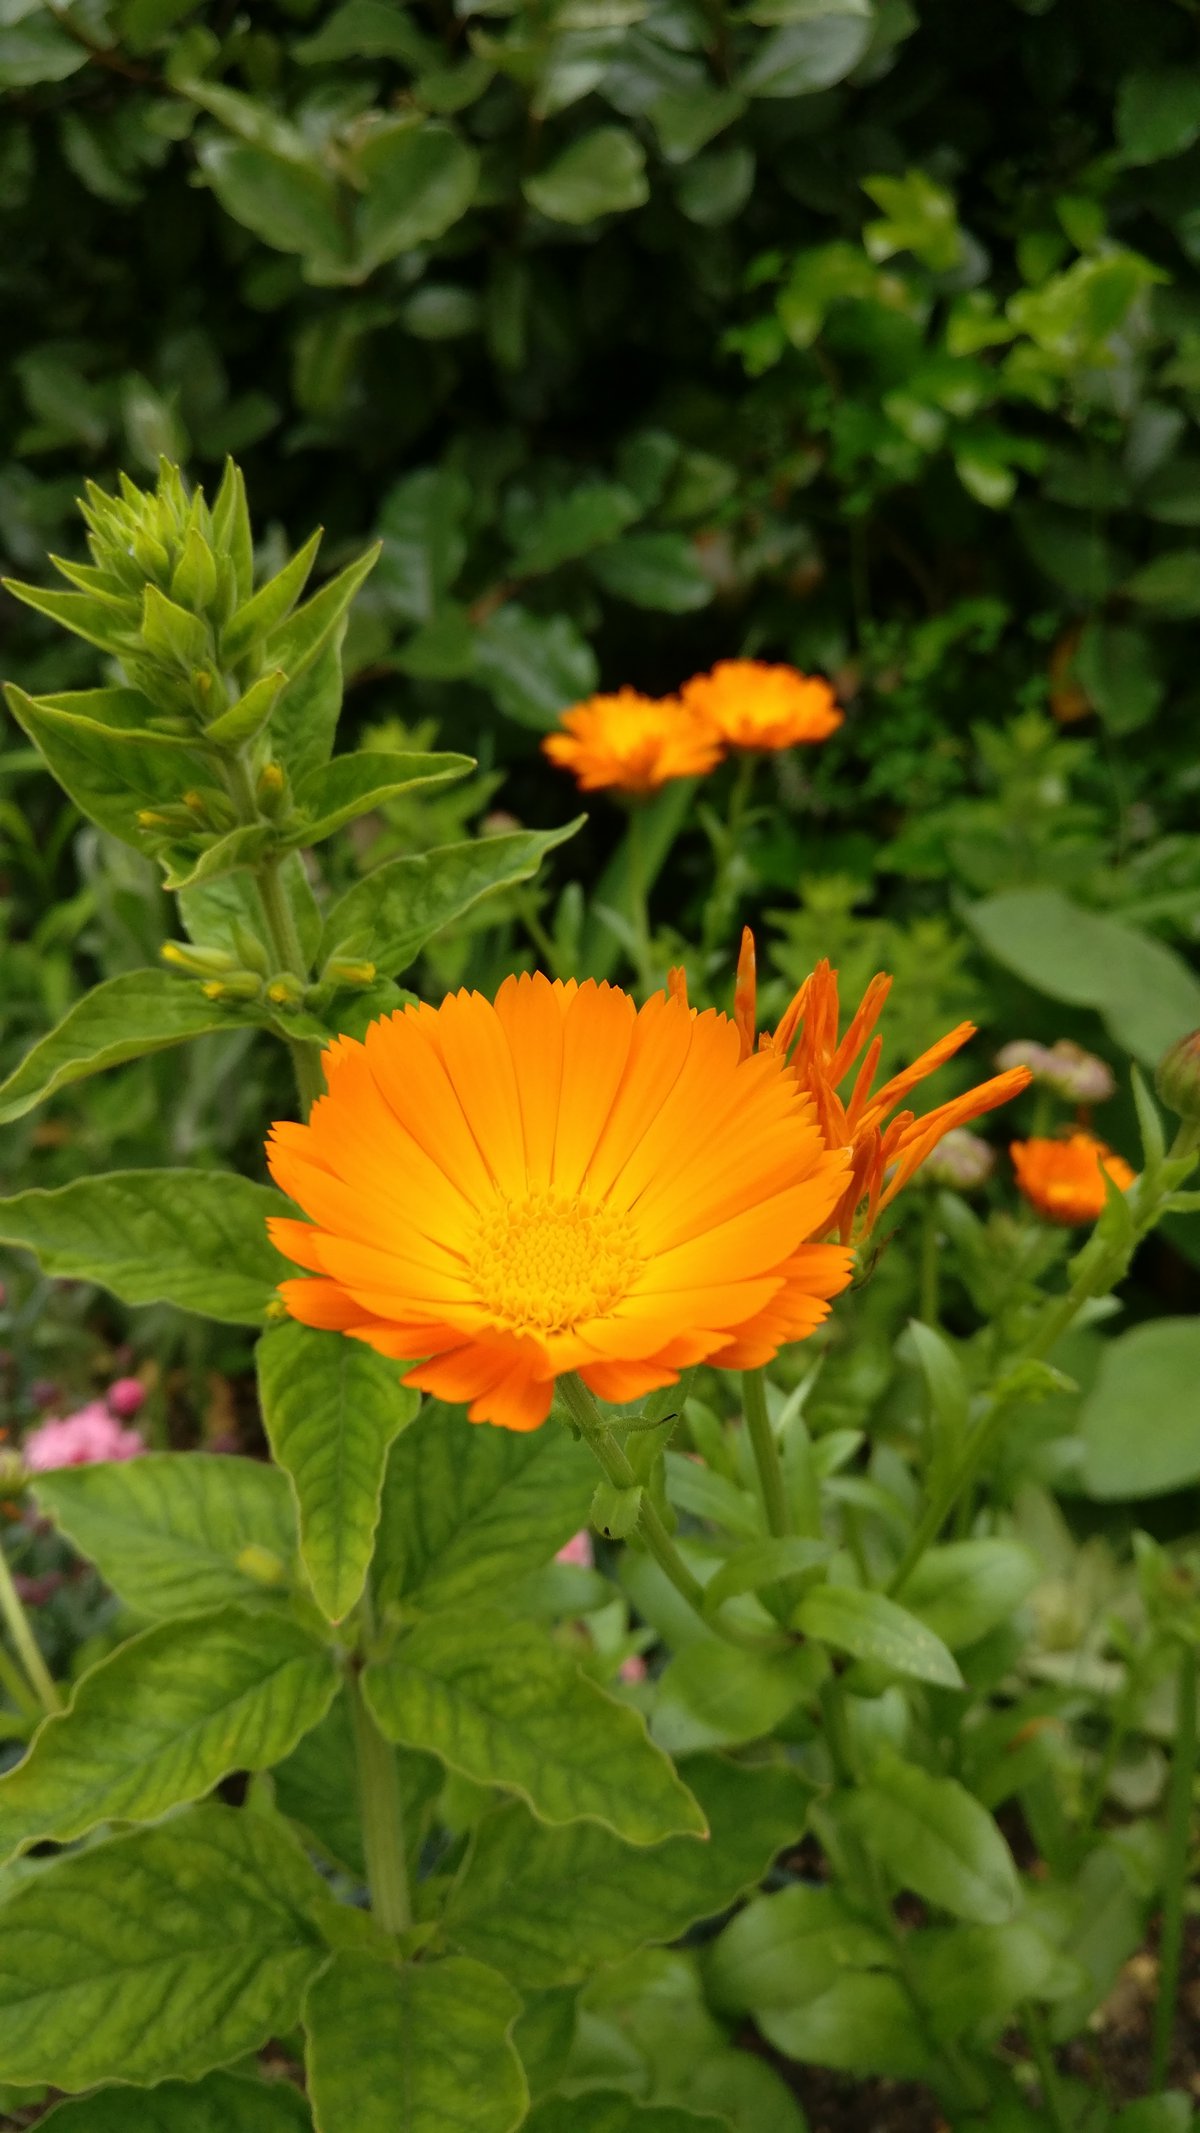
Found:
[1011,1133,1135,1226]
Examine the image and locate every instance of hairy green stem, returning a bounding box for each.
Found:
[348,1665,412,1935]
[1151,1639,1197,2091]
[256,854,325,1116]
[559,1372,782,1651]
[0,1542,61,1717]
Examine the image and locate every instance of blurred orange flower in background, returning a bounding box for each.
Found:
[541,687,721,794]
[267,974,853,1431]
[682,659,844,752]
[1011,1133,1135,1225]
[728,929,1032,1240]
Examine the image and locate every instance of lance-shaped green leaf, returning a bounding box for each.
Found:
[4,685,207,846]
[320,818,585,977]
[444,1755,808,1989]
[181,849,322,966]
[41,2070,312,2131]
[288,748,474,846]
[0,1606,338,1861]
[34,1451,300,1619]
[204,666,288,747]
[0,1171,292,1325]
[264,542,381,684]
[0,579,137,654]
[306,1952,526,2133]
[373,1399,594,1615]
[221,528,322,664]
[904,1539,1040,1651]
[258,1321,420,1622]
[365,1609,704,1844]
[17,684,187,743]
[160,822,277,891]
[270,632,346,785]
[842,1751,1020,1925]
[0,971,263,1123]
[0,1804,334,2089]
[793,1584,963,1689]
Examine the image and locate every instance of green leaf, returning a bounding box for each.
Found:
[266,544,382,687]
[652,1640,817,1755]
[377,467,472,624]
[181,851,322,968]
[0,971,261,1124]
[906,1319,970,1442]
[793,1584,963,1687]
[845,1751,1019,1923]
[1074,621,1163,735]
[524,128,649,225]
[907,1920,1074,2040]
[904,1539,1040,1650]
[1125,550,1200,618]
[1116,68,1200,165]
[221,528,322,664]
[0,10,89,85]
[702,1537,831,1615]
[706,1882,894,2019]
[40,2071,312,2131]
[354,119,480,275]
[472,605,598,729]
[752,1968,929,2080]
[196,137,350,277]
[588,534,713,613]
[526,2099,726,2133]
[4,686,206,847]
[1080,1320,1200,1498]
[306,1952,526,2133]
[34,1451,300,1619]
[444,1755,809,1988]
[741,11,873,96]
[676,146,756,229]
[0,1607,337,1861]
[319,820,584,976]
[0,1804,333,2089]
[290,749,473,845]
[0,1171,292,1325]
[373,1400,594,1616]
[966,887,1200,1068]
[294,0,435,64]
[258,1322,420,1622]
[365,1609,705,1843]
[272,635,347,788]
[509,483,641,578]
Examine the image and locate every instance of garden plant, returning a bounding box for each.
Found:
[2,3,1200,2130]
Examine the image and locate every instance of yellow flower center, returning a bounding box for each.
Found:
[467,1191,642,1335]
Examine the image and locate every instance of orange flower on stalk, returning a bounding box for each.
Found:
[266,974,853,1432]
[1011,1133,1135,1226]
[728,930,1032,1241]
[541,688,722,795]
[682,660,843,753]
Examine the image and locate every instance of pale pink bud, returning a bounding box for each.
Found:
[619,1653,648,1684]
[106,1376,147,1419]
[555,1530,594,1570]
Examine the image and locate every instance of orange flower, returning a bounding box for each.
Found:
[730,930,1031,1240]
[266,974,853,1432]
[541,688,722,795]
[682,660,843,753]
[1011,1133,1135,1226]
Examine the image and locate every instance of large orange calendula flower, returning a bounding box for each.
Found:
[1011,1133,1135,1226]
[266,974,854,1432]
[681,660,843,753]
[727,930,1031,1240]
[541,688,722,795]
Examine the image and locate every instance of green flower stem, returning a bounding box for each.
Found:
[1023,2003,1072,2133]
[559,1372,782,1652]
[256,854,325,1117]
[918,1193,941,1327]
[0,1541,61,1717]
[742,1368,790,1538]
[889,1126,1200,1599]
[624,803,655,994]
[1151,1639,1197,2091]
[348,1662,412,1936]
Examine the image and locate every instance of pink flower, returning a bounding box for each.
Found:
[23,1403,145,1472]
[619,1653,647,1684]
[106,1376,146,1419]
[556,1531,594,1570]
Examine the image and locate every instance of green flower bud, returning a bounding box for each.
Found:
[160,940,237,976]
[1155,1031,1200,1123]
[323,957,377,988]
[264,972,305,1012]
[200,973,265,1003]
